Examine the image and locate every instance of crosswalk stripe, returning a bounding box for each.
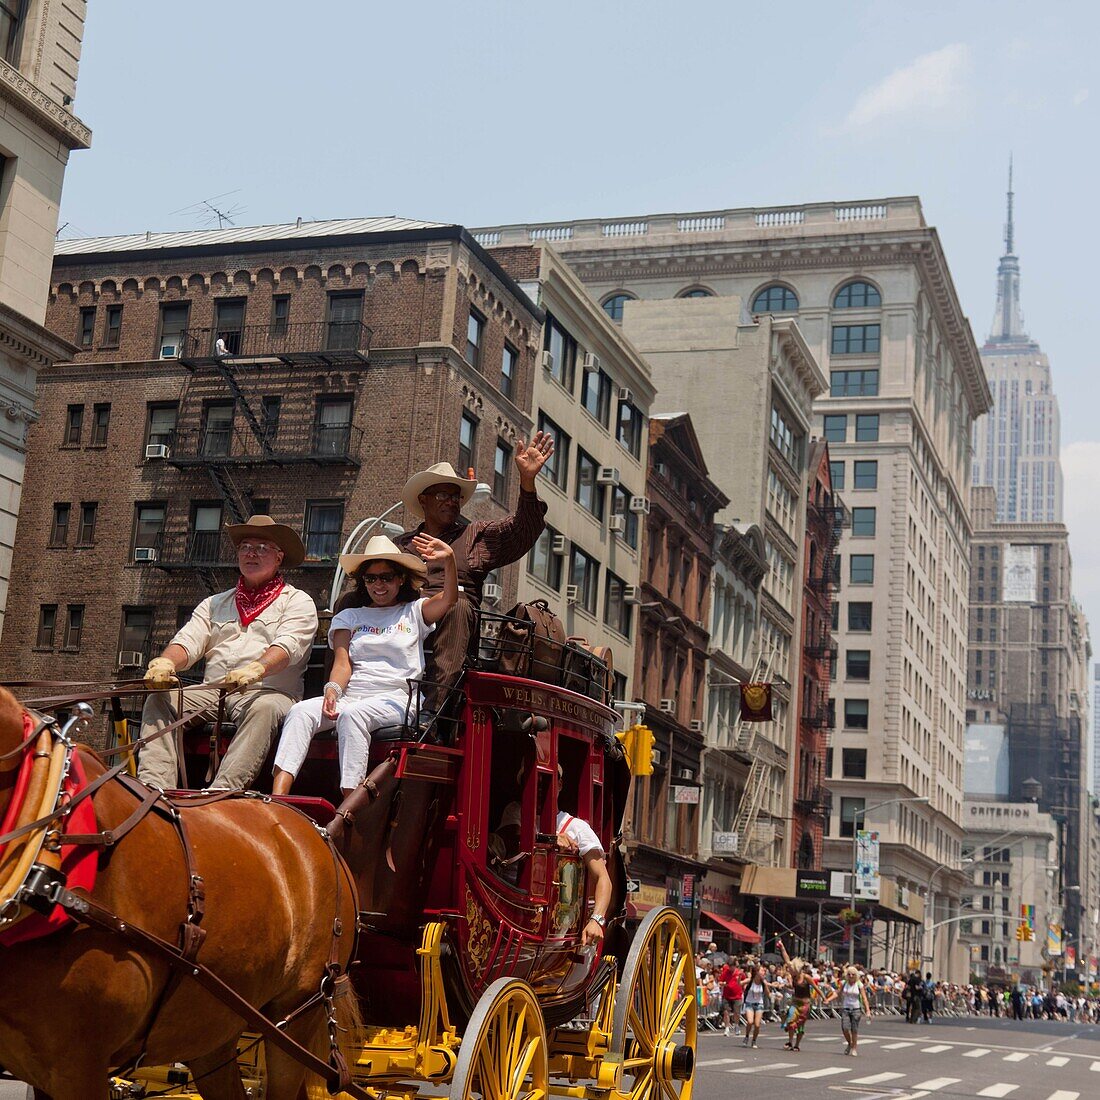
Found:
[1046,1057,1070,1067]
[699,1058,743,1066]
[1091,1061,1100,1072]
[850,1072,907,1085]
[922,1044,953,1053]
[729,1062,797,1074]
[1045,1091,1079,1100]
[882,1041,915,1049]
[1004,1052,1029,1062]
[964,1049,992,1058]
[977,1085,1017,1098]
[912,1078,962,1091]
[788,1066,853,1079]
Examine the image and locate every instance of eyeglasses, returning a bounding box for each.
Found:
[238,542,278,556]
[421,488,461,502]
[363,571,398,585]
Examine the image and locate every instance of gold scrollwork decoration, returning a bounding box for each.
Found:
[464,888,494,979]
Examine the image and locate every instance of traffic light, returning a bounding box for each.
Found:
[1016,924,1025,941]
[616,724,654,777]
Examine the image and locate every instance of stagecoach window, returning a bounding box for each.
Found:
[569,546,599,614]
[304,501,344,561]
[527,525,563,590]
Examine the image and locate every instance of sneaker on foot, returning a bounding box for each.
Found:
[724,1027,731,1037]
[751,1041,758,1049]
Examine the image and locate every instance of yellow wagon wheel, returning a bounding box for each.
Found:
[609,906,697,1100]
[450,977,548,1100]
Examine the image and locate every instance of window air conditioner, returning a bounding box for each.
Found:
[145,444,170,460]
[540,350,554,372]
[608,514,625,533]
[551,534,568,555]
[565,584,580,604]
[689,719,704,733]
[582,352,601,372]
[117,651,146,668]
[623,585,639,603]
[659,698,676,713]
[677,767,695,781]
[596,466,621,486]
[483,582,502,603]
[651,748,666,767]
[160,344,179,360]
[133,547,158,563]
[618,387,634,403]
[629,496,651,515]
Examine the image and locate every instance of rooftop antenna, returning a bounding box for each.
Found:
[55,221,69,238]
[169,190,245,230]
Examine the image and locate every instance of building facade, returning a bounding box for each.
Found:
[0,219,546,683]
[627,413,726,925]
[489,244,655,699]
[0,0,91,636]
[474,200,988,978]
[965,485,1093,959]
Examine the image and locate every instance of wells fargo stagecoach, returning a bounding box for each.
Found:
[0,605,697,1100]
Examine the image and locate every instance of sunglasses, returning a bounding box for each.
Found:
[362,571,398,585]
[421,489,461,502]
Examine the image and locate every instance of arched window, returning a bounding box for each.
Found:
[678,287,713,298]
[601,293,635,323]
[751,284,798,313]
[834,281,882,309]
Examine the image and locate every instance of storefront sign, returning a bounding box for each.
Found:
[795,871,830,899]
[673,785,700,804]
[712,831,739,854]
[682,874,695,908]
[636,884,668,908]
[697,928,713,942]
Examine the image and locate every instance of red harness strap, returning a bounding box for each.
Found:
[0,750,99,946]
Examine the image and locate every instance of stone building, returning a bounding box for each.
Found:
[473,198,990,980]
[1,219,544,682]
[627,412,726,924]
[0,0,91,636]
[966,484,1093,962]
[489,243,655,698]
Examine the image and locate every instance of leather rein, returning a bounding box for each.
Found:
[0,686,369,1098]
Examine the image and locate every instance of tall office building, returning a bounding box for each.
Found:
[1094,665,1100,795]
[971,166,1063,523]
[474,198,990,980]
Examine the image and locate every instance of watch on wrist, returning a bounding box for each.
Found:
[590,913,606,928]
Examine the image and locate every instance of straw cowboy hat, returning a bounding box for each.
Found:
[401,462,477,519]
[339,535,427,588]
[225,514,306,568]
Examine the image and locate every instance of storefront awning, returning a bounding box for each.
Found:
[702,910,761,944]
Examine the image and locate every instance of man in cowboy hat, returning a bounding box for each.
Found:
[376,432,553,708]
[137,515,320,790]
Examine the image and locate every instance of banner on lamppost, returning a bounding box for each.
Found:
[855,829,880,900]
[1065,945,1077,970]
[1046,922,1063,956]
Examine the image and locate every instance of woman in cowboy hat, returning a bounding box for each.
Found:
[138,515,319,791]
[272,532,456,795]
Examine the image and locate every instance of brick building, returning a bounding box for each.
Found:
[1,219,543,681]
[792,438,843,869]
[627,413,727,923]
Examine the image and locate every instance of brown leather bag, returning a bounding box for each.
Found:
[493,600,567,683]
[561,635,615,702]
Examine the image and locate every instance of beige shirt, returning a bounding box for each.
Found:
[171,583,319,699]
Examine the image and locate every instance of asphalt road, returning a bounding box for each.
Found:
[4,1011,1099,1098]
[694,1012,1100,1100]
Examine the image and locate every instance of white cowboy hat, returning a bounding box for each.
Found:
[401,461,477,519]
[225,514,306,568]
[339,535,427,588]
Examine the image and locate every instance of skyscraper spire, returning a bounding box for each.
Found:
[988,155,1028,344]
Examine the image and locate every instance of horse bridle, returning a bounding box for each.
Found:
[0,691,370,1099]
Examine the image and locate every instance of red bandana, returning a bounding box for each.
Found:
[235,574,285,627]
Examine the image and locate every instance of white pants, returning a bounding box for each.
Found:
[273,692,406,789]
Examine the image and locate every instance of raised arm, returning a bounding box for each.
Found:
[411,535,458,624]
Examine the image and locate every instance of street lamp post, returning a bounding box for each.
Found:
[849,796,931,964]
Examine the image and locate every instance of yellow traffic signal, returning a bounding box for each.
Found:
[1016,924,1025,941]
[615,725,636,765]
[616,724,654,777]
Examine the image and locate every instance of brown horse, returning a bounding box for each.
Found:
[0,687,361,1100]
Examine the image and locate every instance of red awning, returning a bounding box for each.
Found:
[702,910,761,944]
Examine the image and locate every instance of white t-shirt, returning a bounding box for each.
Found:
[556,811,604,858]
[329,599,434,698]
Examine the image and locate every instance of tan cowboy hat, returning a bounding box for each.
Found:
[401,461,477,519]
[225,514,306,568]
[339,534,427,588]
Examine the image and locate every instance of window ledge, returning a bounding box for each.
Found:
[46,543,68,550]
[85,443,109,451]
[32,646,54,653]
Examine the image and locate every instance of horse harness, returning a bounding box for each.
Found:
[0,702,370,1099]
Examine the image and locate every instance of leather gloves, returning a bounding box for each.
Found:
[224,660,267,691]
[144,656,179,687]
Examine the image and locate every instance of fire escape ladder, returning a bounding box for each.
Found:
[214,360,273,456]
[206,464,252,524]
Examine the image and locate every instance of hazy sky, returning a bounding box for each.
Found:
[60,1,1100,653]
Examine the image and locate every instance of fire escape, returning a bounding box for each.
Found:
[153,320,371,592]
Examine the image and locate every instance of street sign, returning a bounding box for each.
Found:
[697,928,713,942]
[626,879,641,894]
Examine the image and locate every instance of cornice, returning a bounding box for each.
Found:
[0,299,78,367]
[0,59,91,149]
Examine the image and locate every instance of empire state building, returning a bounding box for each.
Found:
[971,165,1063,522]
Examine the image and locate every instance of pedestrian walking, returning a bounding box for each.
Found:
[741,965,774,1049]
[839,966,872,1056]
[921,972,935,1024]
